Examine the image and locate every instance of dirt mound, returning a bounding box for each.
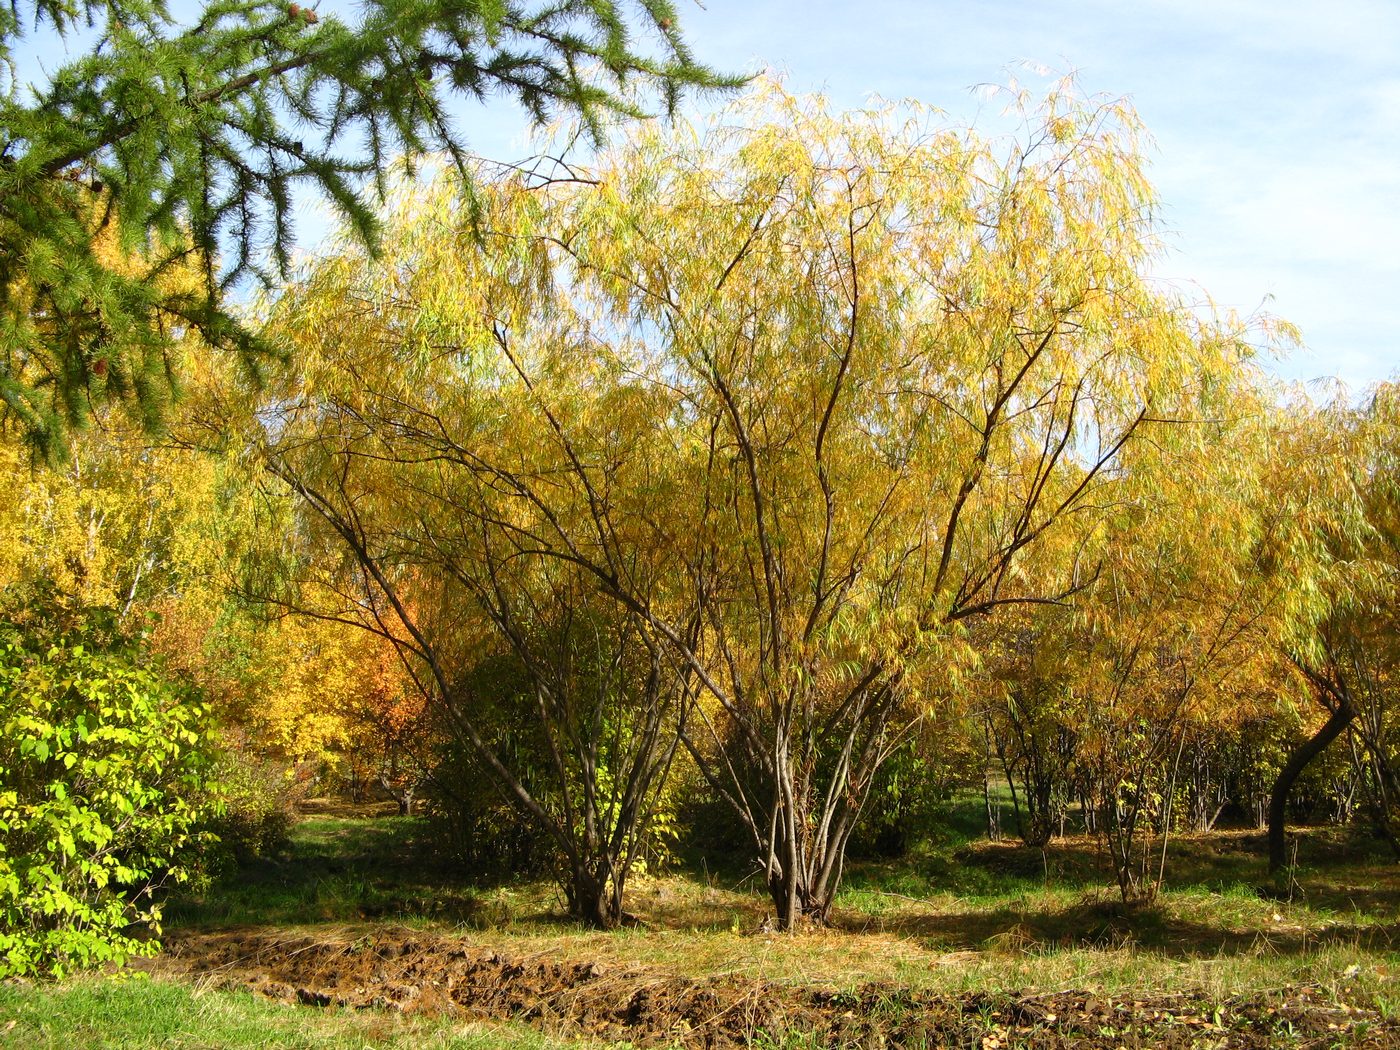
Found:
[156,928,1398,1048]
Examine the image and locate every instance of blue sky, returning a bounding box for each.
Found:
[19,0,1399,390]
[457,0,1400,392]
[673,0,1400,392]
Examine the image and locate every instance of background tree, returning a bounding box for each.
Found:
[1078,394,1290,902]
[258,79,1281,929]
[980,609,1083,847]
[1265,384,1400,873]
[0,0,738,459]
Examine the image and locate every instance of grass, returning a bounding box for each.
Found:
[0,977,601,1049]
[165,815,492,929]
[7,794,1399,1046]
[164,796,1400,998]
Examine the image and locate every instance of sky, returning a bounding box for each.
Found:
[452,0,1400,393]
[19,0,1400,391]
[682,0,1400,392]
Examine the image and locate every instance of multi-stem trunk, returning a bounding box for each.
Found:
[564,856,626,929]
[751,681,898,930]
[764,808,857,928]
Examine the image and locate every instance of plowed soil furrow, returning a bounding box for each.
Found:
[154,929,1400,1048]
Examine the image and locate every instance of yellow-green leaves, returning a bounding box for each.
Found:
[259,78,1281,925]
[0,596,215,978]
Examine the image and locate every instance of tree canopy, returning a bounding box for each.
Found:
[0,0,740,459]
[254,79,1290,926]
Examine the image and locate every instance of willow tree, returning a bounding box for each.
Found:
[1061,396,1291,903]
[551,82,1270,926]
[1262,384,1400,872]
[262,79,1269,928]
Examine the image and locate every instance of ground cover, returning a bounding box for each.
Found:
[4,800,1398,1048]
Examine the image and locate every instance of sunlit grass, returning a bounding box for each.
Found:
[0,977,599,1050]
[11,800,1397,1048]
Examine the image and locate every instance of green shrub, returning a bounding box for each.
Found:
[0,594,216,977]
[426,737,556,883]
[200,745,301,870]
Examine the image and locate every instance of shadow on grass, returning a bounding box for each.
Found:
[834,825,1400,959]
[167,812,501,929]
[846,894,1400,959]
[170,808,1400,968]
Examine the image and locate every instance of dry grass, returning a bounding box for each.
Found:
[160,816,1400,1009]
[10,813,1399,1049]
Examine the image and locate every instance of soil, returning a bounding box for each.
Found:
[149,928,1400,1048]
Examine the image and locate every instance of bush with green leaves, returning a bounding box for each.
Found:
[201,745,301,871]
[0,593,215,977]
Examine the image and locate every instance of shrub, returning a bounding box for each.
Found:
[0,592,215,977]
[425,728,557,883]
[201,744,300,869]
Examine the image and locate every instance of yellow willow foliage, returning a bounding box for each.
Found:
[1053,378,1400,748]
[264,76,1282,712]
[0,423,220,614]
[1073,379,1295,730]
[1253,384,1398,670]
[1261,383,1400,700]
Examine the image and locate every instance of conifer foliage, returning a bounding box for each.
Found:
[0,0,736,459]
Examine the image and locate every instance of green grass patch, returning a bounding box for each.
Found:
[14,797,1394,1048]
[167,816,505,929]
[0,977,594,1049]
